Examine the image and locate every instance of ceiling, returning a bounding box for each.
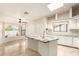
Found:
[47,3,78,17]
[0,3,51,23]
[0,3,78,23]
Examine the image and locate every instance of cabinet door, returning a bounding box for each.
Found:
[38,41,49,56]
[69,19,77,29]
[77,19,79,29]
[73,37,79,48]
[58,36,65,44]
[63,37,72,46]
[58,36,72,46]
[28,38,38,51]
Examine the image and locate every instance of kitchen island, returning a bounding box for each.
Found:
[27,35,58,56]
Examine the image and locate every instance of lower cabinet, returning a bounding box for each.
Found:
[73,37,79,48]
[38,41,49,56]
[27,38,57,56]
[28,38,38,51]
[63,37,72,46]
[38,40,57,56]
[58,36,79,48]
[58,36,65,44]
[58,36,72,46]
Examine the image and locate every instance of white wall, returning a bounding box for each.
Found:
[26,21,35,36]
[26,17,47,36]
[34,17,47,36]
[47,16,55,29]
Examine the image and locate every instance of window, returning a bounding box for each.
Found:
[60,24,68,32]
[53,21,68,32]
[53,23,60,32]
[4,24,18,37]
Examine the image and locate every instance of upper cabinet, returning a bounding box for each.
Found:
[72,4,79,17]
[69,15,79,33]
[69,4,79,33]
[69,17,77,29]
[77,18,79,29]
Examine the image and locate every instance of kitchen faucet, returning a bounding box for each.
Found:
[42,28,48,38]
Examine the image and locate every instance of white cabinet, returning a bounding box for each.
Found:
[58,36,72,46]
[58,36,66,44]
[69,16,79,30]
[73,37,79,48]
[38,41,49,56]
[27,37,57,56]
[58,36,79,48]
[38,40,57,56]
[77,19,79,29]
[69,19,77,29]
[27,38,38,51]
[63,37,72,46]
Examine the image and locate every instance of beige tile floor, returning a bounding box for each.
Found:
[0,41,41,56]
[57,45,79,56]
[0,40,79,56]
[4,48,41,56]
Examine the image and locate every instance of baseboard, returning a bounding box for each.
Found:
[58,44,79,49]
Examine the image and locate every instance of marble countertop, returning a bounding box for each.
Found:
[26,35,58,43]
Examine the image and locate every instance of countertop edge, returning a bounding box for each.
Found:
[26,36,58,43]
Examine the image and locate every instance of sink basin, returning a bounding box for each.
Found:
[39,36,58,42]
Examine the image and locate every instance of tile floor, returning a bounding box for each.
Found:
[0,41,79,56]
[57,45,79,56]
